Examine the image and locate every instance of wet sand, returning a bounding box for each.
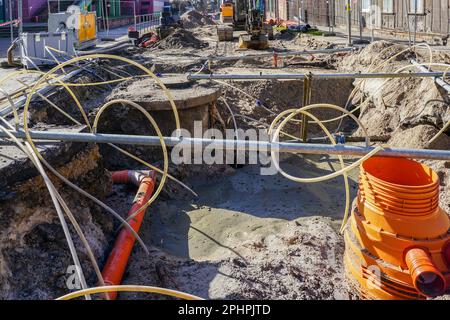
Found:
[112,154,360,299]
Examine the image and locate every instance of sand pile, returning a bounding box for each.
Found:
[156,29,209,50]
[343,41,449,141]
[120,216,350,300]
[341,41,413,72]
[181,10,215,29]
[295,35,335,50]
[99,151,361,300]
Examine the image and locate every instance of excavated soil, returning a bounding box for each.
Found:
[156,29,209,50]
[114,36,449,300]
[181,10,215,29]
[214,76,355,136]
[0,145,113,299]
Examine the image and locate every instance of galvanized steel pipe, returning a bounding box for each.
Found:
[2,130,450,161]
[188,72,448,81]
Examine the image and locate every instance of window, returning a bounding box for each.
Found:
[362,0,371,12]
[383,0,394,13]
[409,0,424,14]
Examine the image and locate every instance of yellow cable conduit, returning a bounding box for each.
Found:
[56,285,204,300]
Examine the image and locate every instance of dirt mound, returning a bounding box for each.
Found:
[156,29,209,50]
[295,34,336,50]
[388,124,450,151]
[341,41,413,72]
[181,10,215,29]
[343,41,449,141]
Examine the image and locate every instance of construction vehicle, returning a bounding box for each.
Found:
[238,1,271,50]
[160,2,182,27]
[220,1,235,24]
[157,2,182,39]
[217,0,272,49]
[217,1,235,41]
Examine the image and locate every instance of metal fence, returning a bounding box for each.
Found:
[301,0,450,40]
[135,13,161,35]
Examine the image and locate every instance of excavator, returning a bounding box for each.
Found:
[217,0,272,49]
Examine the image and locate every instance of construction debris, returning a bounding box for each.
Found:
[155,29,209,50]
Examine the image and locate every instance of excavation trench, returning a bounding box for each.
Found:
[94,71,358,299]
[2,38,448,299]
[0,62,358,299]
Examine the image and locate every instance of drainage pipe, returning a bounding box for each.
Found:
[3,130,450,161]
[101,170,157,300]
[404,248,447,297]
[188,72,447,81]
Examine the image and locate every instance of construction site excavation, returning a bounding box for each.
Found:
[0,1,449,304]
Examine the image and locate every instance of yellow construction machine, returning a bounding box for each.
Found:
[217,0,272,50]
[220,2,235,24]
[217,1,235,41]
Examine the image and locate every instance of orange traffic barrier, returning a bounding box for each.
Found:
[101,170,157,300]
[344,157,450,299]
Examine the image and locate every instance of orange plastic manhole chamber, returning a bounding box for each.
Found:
[344,157,450,299]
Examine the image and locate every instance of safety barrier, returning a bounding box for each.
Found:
[135,13,160,37]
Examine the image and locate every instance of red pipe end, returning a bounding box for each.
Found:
[405,248,447,297]
[111,170,130,184]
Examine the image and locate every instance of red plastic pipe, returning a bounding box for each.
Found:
[405,247,447,297]
[101,170,157,300]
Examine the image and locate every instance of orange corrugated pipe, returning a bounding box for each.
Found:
[405,247,447,297]
[101,170,157,300]
[344,157,450,299]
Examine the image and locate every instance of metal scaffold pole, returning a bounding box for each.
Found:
[358,0,363,42]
